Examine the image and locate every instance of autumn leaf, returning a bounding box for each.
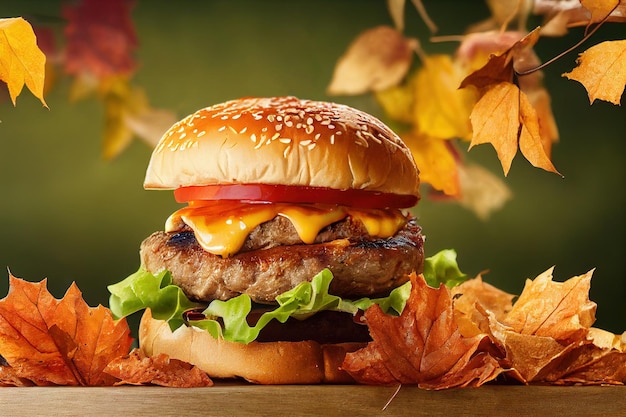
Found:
[0,274,133,386]
[327,26,416,96]
[0,17,47,107]
[104,348,213,387]
[342,273,503,389]
[480,267,626,385]
[562,40,626,105]
[503,267,597,343]
[469,82,561,176]
[581,0,621,24]
[63,0,138,79]
[452,273,516,338]
[401,131,460,196]
[99,76,177,159]
[456,163,512,220]
[413,55,475,141]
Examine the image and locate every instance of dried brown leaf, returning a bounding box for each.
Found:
[0,274,133,386]
[343,273,503,388]
[105,348,213,387]
[504,267,596,343]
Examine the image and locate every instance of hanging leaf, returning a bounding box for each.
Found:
[468,82,560,176]
[327,26,415,95]
[401,131,460,196]
[456,162,512,220]
[99,76,177,159]
[562,40,626,105]
[413,55,475,141]
[63,0,138,79]
[0,17,47,107]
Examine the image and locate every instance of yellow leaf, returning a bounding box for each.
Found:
[401,131,459,196]
[581,0,620,23]
[469,82,560,176]
[0,17,47,106]
[99,76,177,159]
[562,40,626,105]
[327,26,415,96]
[375,83,415,124]
[413,55,475,140]
[99,77,148,159]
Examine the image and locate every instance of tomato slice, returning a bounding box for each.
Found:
[174,184,418,209]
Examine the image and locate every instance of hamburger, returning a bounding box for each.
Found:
[109,96,424,384]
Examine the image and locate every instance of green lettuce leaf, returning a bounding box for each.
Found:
[108,268,201,330]
[107,249,468,344]
[422,248,468,288]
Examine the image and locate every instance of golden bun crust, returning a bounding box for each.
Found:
[139,309,365,384]
[144,96,419,197]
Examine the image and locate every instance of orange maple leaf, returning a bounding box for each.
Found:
[0,274,133,386]
[562,40,626,105]
[0,17,47,107]
[342,273,503,389]
[468,82,561,176]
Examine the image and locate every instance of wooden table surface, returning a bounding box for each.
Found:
[1,384,624,417]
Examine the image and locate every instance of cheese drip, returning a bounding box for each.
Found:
[165,201,407,258]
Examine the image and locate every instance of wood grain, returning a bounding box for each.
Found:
[1,385,624,417]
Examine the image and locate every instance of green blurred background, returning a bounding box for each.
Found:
[0,1,624,333]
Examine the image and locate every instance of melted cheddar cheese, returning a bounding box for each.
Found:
[165,201,407,257]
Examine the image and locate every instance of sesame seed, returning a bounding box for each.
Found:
[328,124,335,129]
[314,114,323,121]
[314,133,321,140]
[232,114,241,120]
[271,132,281,140]
[228,126,238,134]
[276,115,283,121]
[218,126,226,132]
[275,123,283,131]
[285,121,293,127]
[180,133,187,139]
[267,114,276,122]
[197,131,206,137]
[283,144,292,158]
[221,115,229,120]
[250,133,257,143]
[300,139,312,146]
[261,127,268,132]
[330,134,335,144]
[307,143,316,150]
[240,127,248,134]
[279,138,292,144]
[306,117,313,125]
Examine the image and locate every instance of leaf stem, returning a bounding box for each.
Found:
[515,3,618,76]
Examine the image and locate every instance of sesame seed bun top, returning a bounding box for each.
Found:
[144,96,420,198]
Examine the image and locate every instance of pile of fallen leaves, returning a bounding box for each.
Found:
[0,267,624,388]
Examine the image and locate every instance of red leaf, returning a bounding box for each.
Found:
[63,0,138,78]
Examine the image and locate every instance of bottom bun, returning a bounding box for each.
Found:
[139,309,366,384]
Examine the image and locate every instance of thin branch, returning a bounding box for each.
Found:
[516,2,619,76]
